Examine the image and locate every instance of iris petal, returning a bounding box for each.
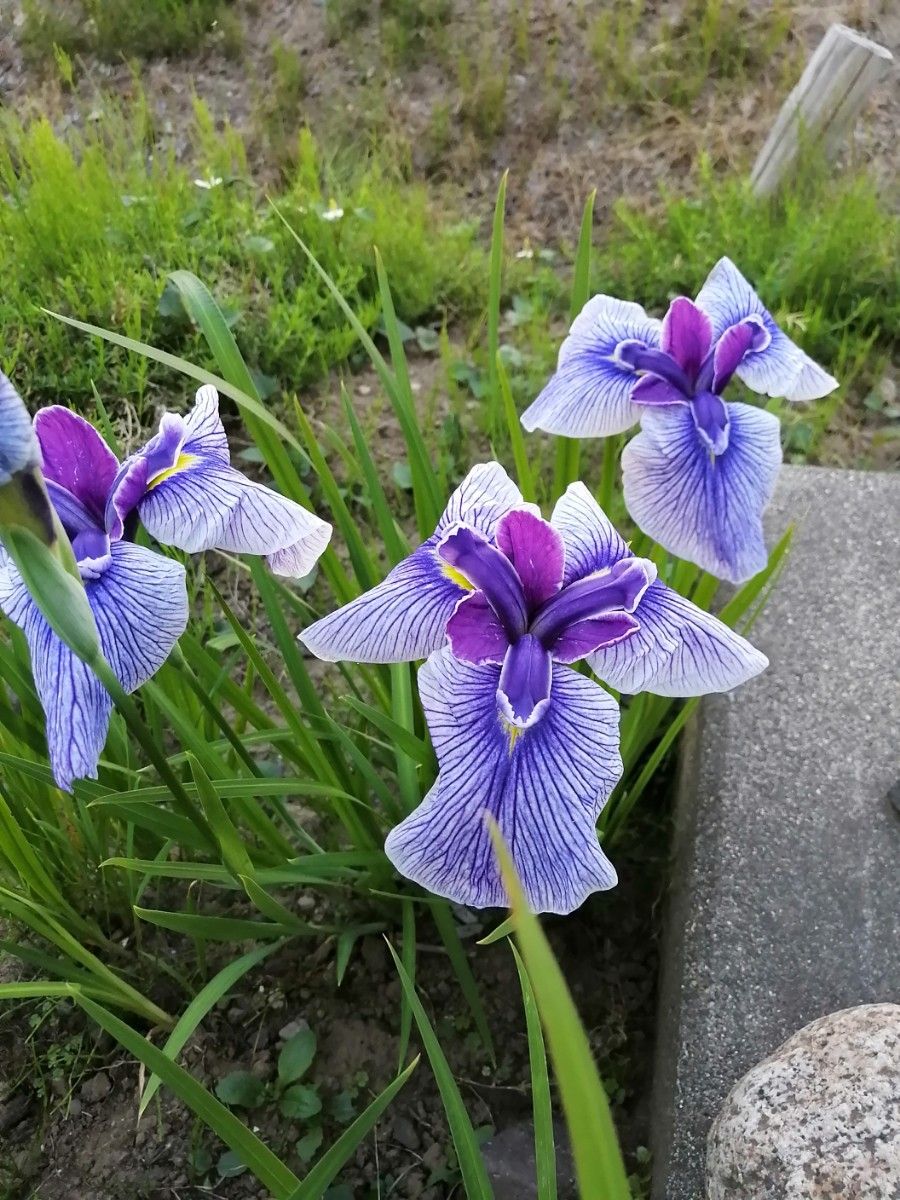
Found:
[0,373,40,485]
[495,509,564,608]
[622,401,782,584]
[588,578,768,695]
[135,388,331,578]
[300,462,524,664]
[33,406,118,523]
[550,483,630,585]
[521,295,662,437]
[0,542,188,790]
[384,648,621,914]
[661,296,713,381]
[696,258,837,401]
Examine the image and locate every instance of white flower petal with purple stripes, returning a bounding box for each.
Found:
[0,372,41,486]
[299,462,526,663]
[521,295,662,437]
[695,258,838,402]
[107,386,332,578]
[384,649,621,914]
[0,541,187,790]
[622,402,782,584]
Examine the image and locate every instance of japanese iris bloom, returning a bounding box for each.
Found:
[300,463,766,914]
[0,386,331,789]
[521,258,838,583]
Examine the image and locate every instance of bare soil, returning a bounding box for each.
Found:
[0,810,667,1199]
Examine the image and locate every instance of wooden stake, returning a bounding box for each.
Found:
[751,24,894,198]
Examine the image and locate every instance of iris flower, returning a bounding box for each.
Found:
[301,463,766,914]
[522,258,837,583]
[0,385,331,789]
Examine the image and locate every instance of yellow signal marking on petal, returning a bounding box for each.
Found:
[504,719,524,754]
[147,452,200,490]
[441,562,475,591]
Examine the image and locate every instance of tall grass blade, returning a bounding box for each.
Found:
[75,993,303,1198]
[510,942,557,1200]
[387,941,495,1200]
[488,821,631,1200]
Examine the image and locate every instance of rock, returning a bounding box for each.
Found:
[278,1018,308,1042]
[391,1115,421,1151]
[482,1122,578,1200]
[652,467,900,1199]
[708,1004,900,1199]
[79,1072,111,1104]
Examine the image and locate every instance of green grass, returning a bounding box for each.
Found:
[21,0,233,61]
[589,0,795,111]
[0,99,483,425]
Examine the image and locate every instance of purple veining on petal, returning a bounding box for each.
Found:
[495,509,564,610]
[0,373,40,485]
[712,317,770,392]
[446,591,510,664]
[33,406,118,522]
[105,414,186,539]
[497,633,553,728]
[661,297,713,382]
[631,374,690,407]
[530,557,654,650]
[552,612,641,664]
[690,391,731,455]
[438,526,528,641]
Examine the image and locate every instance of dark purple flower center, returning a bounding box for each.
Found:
[621,296,771,457]
[440,512,653,735]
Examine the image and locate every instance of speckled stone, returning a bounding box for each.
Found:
[651,467,900,1200]
[708,1004,900,1198]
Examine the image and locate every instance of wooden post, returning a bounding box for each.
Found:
[751,24,894,197]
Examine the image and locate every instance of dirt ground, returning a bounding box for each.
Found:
[1,0,897,242]
[0,808,667,1199]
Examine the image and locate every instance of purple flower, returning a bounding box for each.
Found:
[522,258,838,583]
[300,463,766,914]
[0,392,332,789]
[106,386,331,576]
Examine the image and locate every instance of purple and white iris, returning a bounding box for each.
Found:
[0,386,331,789]
[522,258,838,583]
[301,462,766,914]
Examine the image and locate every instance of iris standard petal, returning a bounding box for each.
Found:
[33,406,118,522]
[0,373,40,485]
[495,509,564,609]
[384,648,621,914]
[661,296,713,381]
[622,401,782,584]
[0,542,188,790]
[521,295,662,437]
[301,463,525,664]
[696,258,837,401]
[550,482,630,584]
[588,578,768,696]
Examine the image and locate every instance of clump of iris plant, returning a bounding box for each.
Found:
[522,258,838,583]
[0,385,331,789]
[301,463,766,914]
